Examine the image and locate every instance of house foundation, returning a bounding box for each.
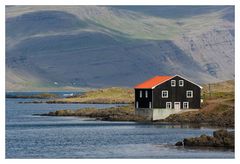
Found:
[135,108,197,121]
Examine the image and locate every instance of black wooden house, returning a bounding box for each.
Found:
[134,75,202,110]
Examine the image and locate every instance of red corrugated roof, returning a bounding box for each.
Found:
[134,76,173,89]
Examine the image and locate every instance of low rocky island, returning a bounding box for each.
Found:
[7,93,58,99]
[175,129,234,148]
[39,104,145,121]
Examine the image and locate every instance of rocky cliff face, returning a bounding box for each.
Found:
[5,6,234,90]
[174,29,234,81]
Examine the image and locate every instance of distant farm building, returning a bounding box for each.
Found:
[134,75,202,120]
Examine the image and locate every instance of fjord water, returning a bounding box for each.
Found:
[6,96,234,158]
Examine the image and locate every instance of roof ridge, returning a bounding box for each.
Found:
[134,75,202,89]
[134,75,173,89]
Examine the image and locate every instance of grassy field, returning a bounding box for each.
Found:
[202,80,234,93]
[46,80,234,104]
[201,80,234,99]
[47,87,134,104]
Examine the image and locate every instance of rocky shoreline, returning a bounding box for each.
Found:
[38,99,234,128]
[37,104,235,149]
[175,129,234,149]
[20,101,131,104]
[160,102,234,128]
[38,105,146,122]
[46,100,132,104]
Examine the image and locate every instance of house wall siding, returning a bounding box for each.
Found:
[152,76,201,109]
[135,89,152,108]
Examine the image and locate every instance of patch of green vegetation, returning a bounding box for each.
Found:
[202,80,234,94]
[54,110,75,116]
[6,93,58,99]
[202,92,234,100]
[35,93,59,99]
[47,87,134,104]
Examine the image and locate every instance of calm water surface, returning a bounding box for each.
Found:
[6,97,234,158]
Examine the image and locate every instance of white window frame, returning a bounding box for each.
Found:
[186,90,193,98]
[179,80,184,87]
[145,90,148,98]
[136,101,139,108]
[166,102,172,109]
[140,90,142,98]
[183,102,189,109]
[149,102,152,108]
[171,80,176,87]
[162,90,168,98]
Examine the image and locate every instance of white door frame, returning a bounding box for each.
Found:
[183,102,189,109]
[174,102,181,110]
[136,101,139,108]
[166,102,172,109]
[149,102,152,108]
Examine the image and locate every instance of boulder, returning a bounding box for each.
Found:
[181,130,234,148]
[213,129,234,140]
[175,141,183,146]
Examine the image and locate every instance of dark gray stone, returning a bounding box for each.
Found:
[175,141,183,146]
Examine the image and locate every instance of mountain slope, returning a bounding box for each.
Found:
[5,6,234,91]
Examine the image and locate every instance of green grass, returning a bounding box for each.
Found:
[47,87,134,104]
[202,92,234,100]
[6,93,58,99]
[202,80,234,94]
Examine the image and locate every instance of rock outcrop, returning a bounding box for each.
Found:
[39,104,146,122]
[176,129,234,148]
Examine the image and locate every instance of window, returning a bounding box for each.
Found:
[162,90,168,98]
[145,90,148,98]
[183,102,189,109]
[166,102,172,109]
[149,102,152,108]
[140,90,142,98]
[179,80,184,87]
[171,80,176,87]
[136,101,139,108]
[186,90,193,98]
